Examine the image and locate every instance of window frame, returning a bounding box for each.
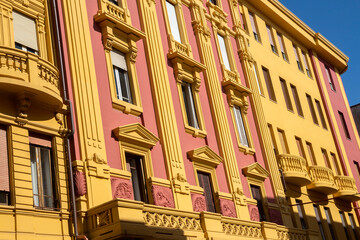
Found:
[249,11,260,42]
[293,44,303,72]
[262,67,276,102]
[324,207,337,239]
[280,78,293,112]
[306,94,319,125]
[290,84,304,117]
[0,125,10,206]
[295,199,308,229]
[305,141,316,165]
[249,184,268,221]
[325,65,336,92]
[301,50,312,77]
[313,205,326,240]
[277,32,288,61]
[315,99,327,129]
[338,111,351,139]
[266,24,277,54]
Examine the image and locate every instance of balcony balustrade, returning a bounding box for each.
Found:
[333,175,360,202]
[307,166,338,195]
[276,154,311,187]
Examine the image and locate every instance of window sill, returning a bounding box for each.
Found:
[185,125,207,138]
[112,100,142,116]
[238,145,255,155]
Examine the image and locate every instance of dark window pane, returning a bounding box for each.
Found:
[197,171,215,213]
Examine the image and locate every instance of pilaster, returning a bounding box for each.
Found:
[0,2,13,46]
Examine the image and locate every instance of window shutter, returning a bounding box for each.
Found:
[0,126,9,192]
[266,25,274,45]
[29,132,52,148]
[249,12,257,34]
[111,50,127,71]
[277,33,285,52]
[13,11,38,51]
[198,172,215,212]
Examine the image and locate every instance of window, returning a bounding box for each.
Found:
[348,213,359,240]
[277,129,289,154]
[325,66,336,91]
[302,51,311,77]
[109,0,119,5]
[13,11,38,54]
[253,64,262,95]
[239,12,247,30]
[165,1,182,43]
[30,135,56,209]
[266,25,277,53]
[277,33,287,61]
[181,82,199,129]
[295,137,305,159]
[209,0,217,5]
[250,185,266,221]
[315,100,327,129]
[0,126,9,205]
[290,85,303,117]
[306,94,319,125]
[126,153,148,203]
[321,149,331,169]
[306,142,316,165]
[295,200,307,229]
[280,78,293,111]
[324,207,336,240]
[111,50,132,103]
[330,153,341,175]
[233,105,249,147]
[197,171,216,213]
[217,34,231,70]
[293,45,302,71]
[262,67,276,101]
[339,111,351,139]
[340,211,350,240]
[249,12,260,41]
[354,161,360,178]
[313,205,326,240]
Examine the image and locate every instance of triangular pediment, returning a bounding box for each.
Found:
[187,146,223,167]
[112,123,159,148]
[242,163,270,181]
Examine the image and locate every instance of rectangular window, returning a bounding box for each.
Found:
[109,0,119,5]
[302,51,311,77]
[250,185,266,221]
[111,50,132,103]
[293,45,302,71]
[182,82,199,129]
[30,134,56,209]
[339,111,351,139]
[126,154,148,203]
[0,125,9,205]
[295,200,307,229]
[306,142,316,165]
[325,66,336,91]
[268,124,278,155]
[321,149,331,169]
[253,64,262,95]
[290,85,303,117]
[197,171,216,213]
[324,207,336,240]
[277,33,287,61]
[295,137,305,158]
[340,211,350,240]
[280,78,293,111]
[233,105,249,147]
[13,11,38,54]
[313,205,326,240]
[348,213,359,240]
[315,100,327,129]
[278,129,289,154]
[354,161,360,178]
[209,0,217,5]
[266,25,276,53]
[217,34,231,70]
[330,153,341,175]
[165,1,182,43]
[240,12,246,30]
[262,67,276,101]
[249,12,259,41]
[306,94,319,125]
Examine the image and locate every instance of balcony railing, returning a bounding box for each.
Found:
[0,46,62,109]
[277,154,311,187]
[307,166,338,194]
[333,175,360,202]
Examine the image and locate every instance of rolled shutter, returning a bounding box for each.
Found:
[0,126,9,192]
[29,132,52,148]
[13,11,38,51]
[111,50,127,70]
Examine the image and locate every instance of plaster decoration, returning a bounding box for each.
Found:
[219,199,237,218]
[187,145,223,168]
[242,162,270,181]
[90,152,107,164]
[173,173,190,194]
[95,209,112,228]
[56,113,70,137]
[277,229,307,240]
[15,96,31,126]
[269,208,283,225]
[152,185,175,208]
[191,193,206,212]
[222,222,262,237]
[143,212,202,231]
[111,177,133,200]
[248,204,260,222]
[74,171,87,197]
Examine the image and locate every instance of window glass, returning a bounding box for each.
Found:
[250,185,266,221]
[266,25,276,53]
[262,67,276,101]
[340,211,350,240]
[217,34,231,70]
[126,154,148,203]
[233,105,249,147]
[165,1,182,43]
[249,12,259,41]
[277,33,287,60]
[306,94,319,125]
[339,111,351,139]
[296,200,307,229]
[348,213,359,239]
[324,207,336,239]
[315,100,327,129]
[111,50,132,103]
[302,51,311,77]
[295,137,305,158]
[290,85,303,116]
[313,205,326,240]
[321,149,331,169]
[277,129,288,154]
[293,45,302,71]
[182,82,199,129]
[306,142,315,165]
[325,66,335,91]
[197,171,215,212]
[280,79,293,111]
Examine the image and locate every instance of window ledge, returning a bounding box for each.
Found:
[185,125,207,138]
[112,100,142,116]
[238,145,255,155]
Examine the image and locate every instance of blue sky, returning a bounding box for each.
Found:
[280,1,360,106]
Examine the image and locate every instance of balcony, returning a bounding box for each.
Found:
[333,175,360,202]
[0,46,62,109]
[276,154,311,187]
[307,166,338,195]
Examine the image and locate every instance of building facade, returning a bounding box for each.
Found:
[0,0,359,239]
